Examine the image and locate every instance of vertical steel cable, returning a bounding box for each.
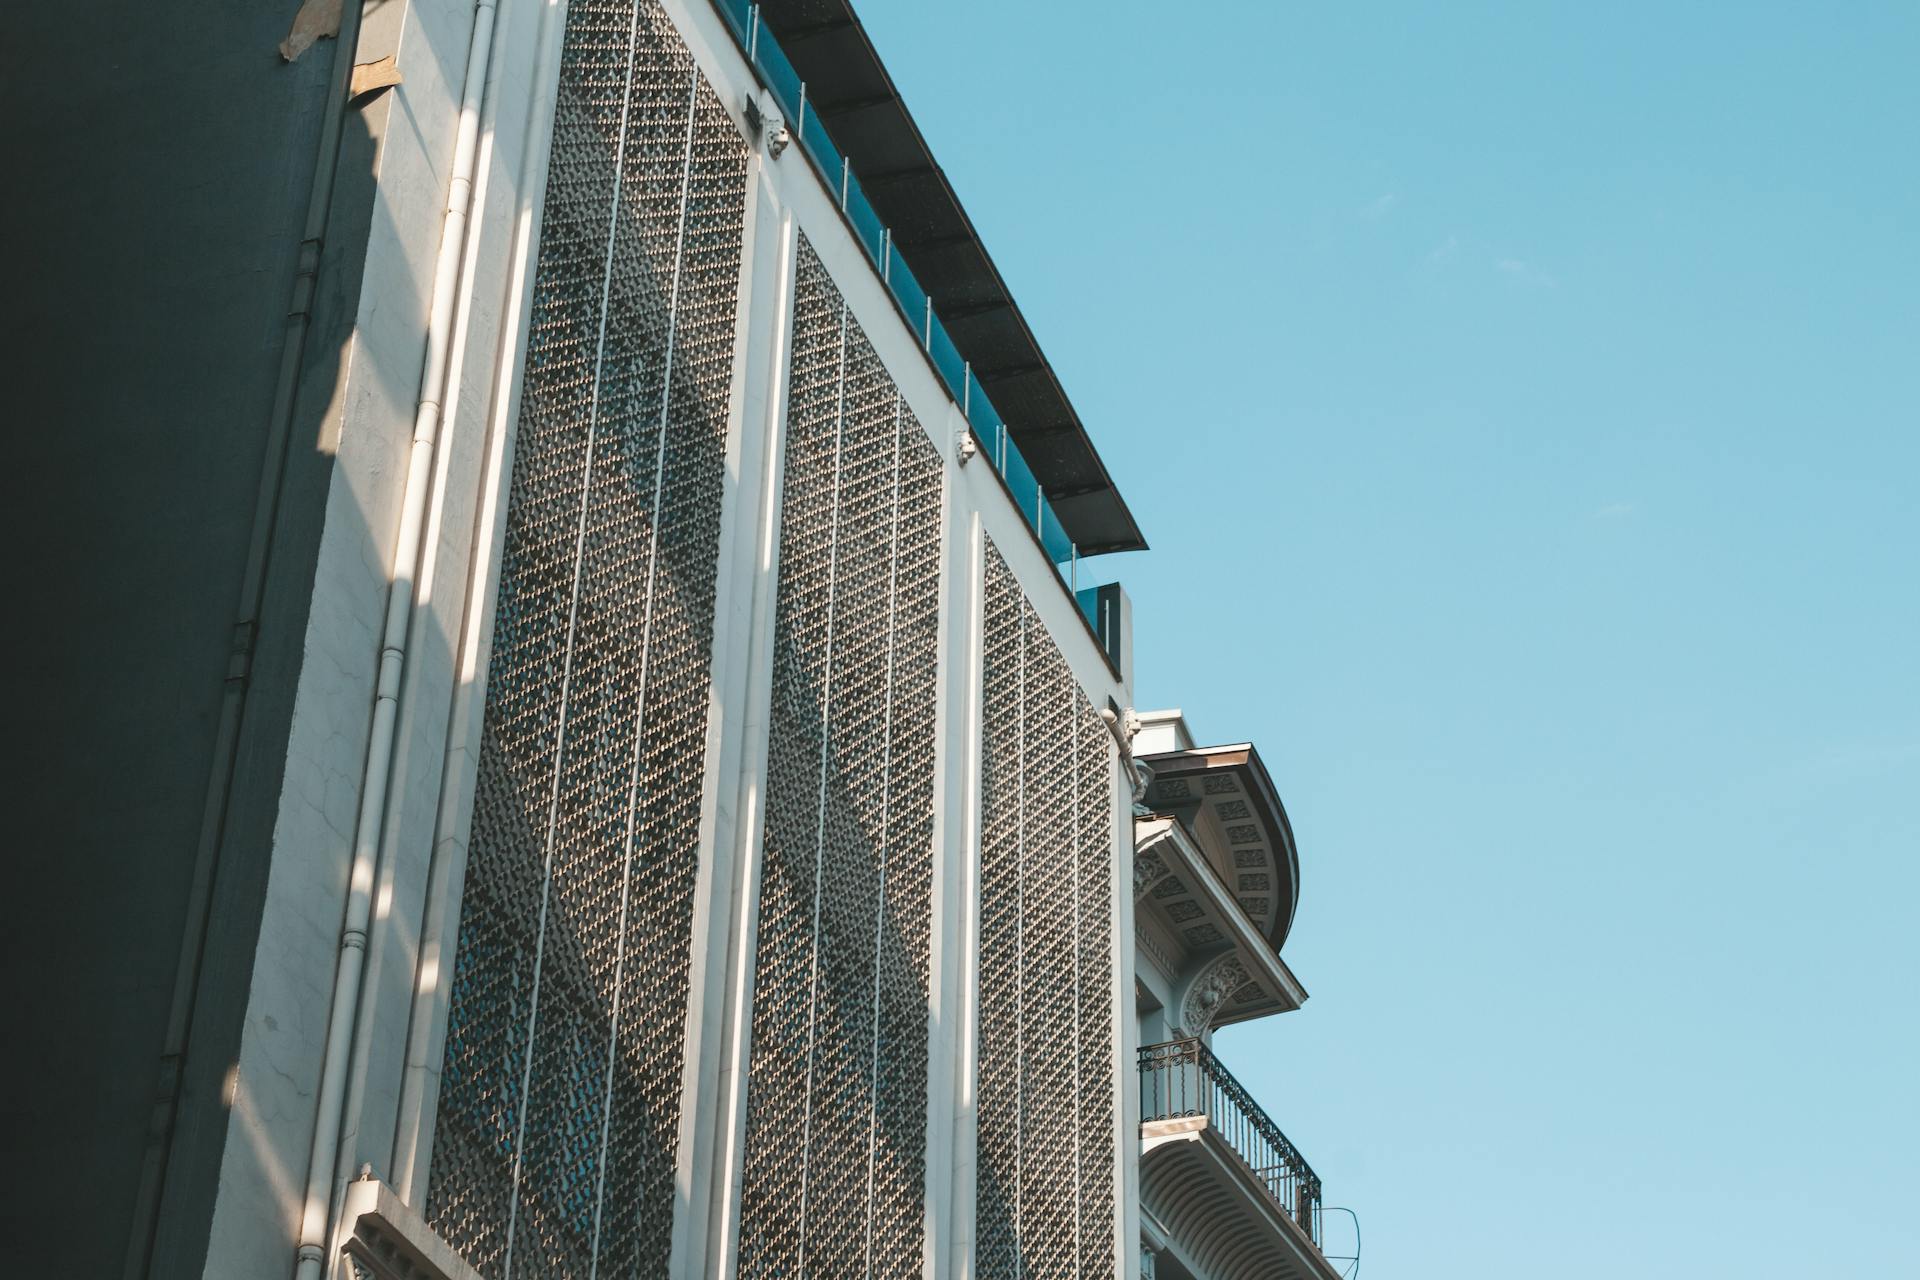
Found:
[793,300,851,1275]
[862,392,906,1276]
[1070,690,1083,1267]
[1013,601,1027,1270]
[498,1,646,1269]
[583,61,701,1276]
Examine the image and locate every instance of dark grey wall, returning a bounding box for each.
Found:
[0,4,378,1275]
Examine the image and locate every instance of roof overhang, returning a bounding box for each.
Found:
[1135,816,1306,1031]
[1138,743,1302,952]
[755,0,1148,554]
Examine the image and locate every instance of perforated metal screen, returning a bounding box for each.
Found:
[425,3,748,1275]
[977,544,1119,1279]
[735,238,944,1277]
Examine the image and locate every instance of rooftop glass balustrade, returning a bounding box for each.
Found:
[714,1,1118,652]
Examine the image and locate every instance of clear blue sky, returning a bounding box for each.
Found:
[861,2,1918,1274]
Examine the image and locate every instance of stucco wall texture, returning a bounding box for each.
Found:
[0,4,378,1275]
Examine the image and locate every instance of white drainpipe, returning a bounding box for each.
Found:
[292,2,503,1277]
[387,0,573,1204]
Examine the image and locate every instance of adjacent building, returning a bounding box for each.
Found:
[3,1,1349,1277]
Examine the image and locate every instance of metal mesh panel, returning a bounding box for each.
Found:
[976,550,1026,1279]
[976,543,1118,1280]
[426,3,748,1275]
[737,238,943,1277]
[1074,681,1117,1276]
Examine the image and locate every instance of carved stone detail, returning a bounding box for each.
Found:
[1133,842,1174,898]
[1179,952,1252,1037]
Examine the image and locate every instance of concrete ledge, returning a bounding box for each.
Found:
[1142,1114,1210,1152]
[339,1178,481,1280]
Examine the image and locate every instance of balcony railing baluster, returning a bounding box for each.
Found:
[1139,1038,1324,1247]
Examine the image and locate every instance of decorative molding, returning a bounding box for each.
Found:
[1180,952,1252,1038]
[1133,842,1174,898]
[1135,814,1307,1031]
[1135,914,1179,980]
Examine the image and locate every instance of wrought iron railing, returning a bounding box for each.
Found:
[1139,1038,1324,1246]
[710,0,1116,642]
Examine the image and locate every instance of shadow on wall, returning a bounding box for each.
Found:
[133,72,389,1280]
[0,0,465,1268]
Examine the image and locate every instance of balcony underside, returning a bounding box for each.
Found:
[1141,1119,1342,1280]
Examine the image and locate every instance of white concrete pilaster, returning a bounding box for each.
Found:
[385,0,572,1209]
[674,153,799,1280]
[196,0,545,1273]
[1116,748,1142,1280]
[338,0,543,1209]
[941,510,989,1280]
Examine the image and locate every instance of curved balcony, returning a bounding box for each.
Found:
[1138,1039,1339,1280]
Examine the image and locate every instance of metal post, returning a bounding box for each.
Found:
[961,360,971,415]
[747,5,759,59]
[923,297,932,350]
[840,155,850,209]
[796,81,806,138]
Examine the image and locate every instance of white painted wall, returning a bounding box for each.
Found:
[199,0,572,1274]
[1133,709,1195,757]
[202,1,1143,1276]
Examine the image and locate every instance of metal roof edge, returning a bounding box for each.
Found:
[756,0,1148,554]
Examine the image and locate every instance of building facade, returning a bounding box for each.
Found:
[2,1,1345,1278]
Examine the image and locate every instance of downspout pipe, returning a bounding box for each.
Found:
[333,0,522,1220]
[292,2,502,1277]
[389,0,571,1205]
[124,3,369,1276]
